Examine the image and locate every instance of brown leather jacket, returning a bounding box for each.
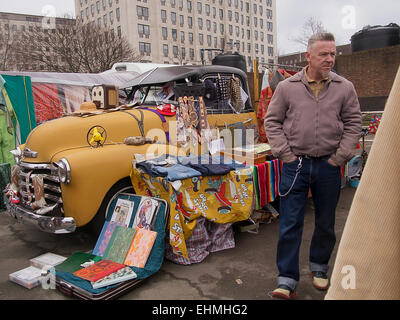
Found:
[264,69,362,167]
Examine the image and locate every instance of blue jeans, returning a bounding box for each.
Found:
[276,156,341,291]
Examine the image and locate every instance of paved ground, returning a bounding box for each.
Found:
[0,185,356,301]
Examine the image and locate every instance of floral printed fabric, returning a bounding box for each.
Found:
[32,83,64,124]
[130,166,254,259]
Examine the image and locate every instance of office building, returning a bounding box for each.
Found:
[75,0,277,69]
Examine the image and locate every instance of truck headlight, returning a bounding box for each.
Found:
[9,147,22,164]
[53,158,71,184]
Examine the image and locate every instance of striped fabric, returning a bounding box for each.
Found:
[252,159,281,208]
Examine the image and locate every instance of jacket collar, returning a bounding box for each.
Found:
[289,67,343,84]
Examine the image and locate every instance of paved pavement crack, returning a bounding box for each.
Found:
[160,270,221,300]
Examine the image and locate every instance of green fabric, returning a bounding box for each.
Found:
[0,163,11,212]
[252,166,260,210]
[1,75,36,144]
[0,110,15,166]
[55,252,102,274]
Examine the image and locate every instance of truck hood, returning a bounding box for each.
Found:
[21,108,167,163]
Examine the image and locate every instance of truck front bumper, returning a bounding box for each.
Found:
[4,196,76,234]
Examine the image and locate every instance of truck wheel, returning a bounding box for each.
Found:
[86,177,135,236]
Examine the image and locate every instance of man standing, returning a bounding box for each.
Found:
[264,33,362,299]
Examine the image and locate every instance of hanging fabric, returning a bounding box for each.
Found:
[216,74,229,110]
[227,75,244,113]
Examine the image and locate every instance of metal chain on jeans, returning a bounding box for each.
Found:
[279,156,303,198]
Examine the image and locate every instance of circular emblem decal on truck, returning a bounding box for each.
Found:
[87,126,107,148]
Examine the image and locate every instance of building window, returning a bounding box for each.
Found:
[173,45,178,57]
[199,33,203,45]
[198,17,203,29]
[267,9,273,19]
[116,8,120,21]
[138,24,150,37]
[139,42,151,55]
[163,44,169,56]
[188,32,193,44]
[137,6,149,20]
[268,46,274,56]
[162,27,168,39]
[161,9,167,22]
[172,28,177,41]
[171,12,177,24]
[205,4,210,16]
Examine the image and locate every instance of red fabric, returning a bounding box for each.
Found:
[266,162,272,202]
[257,86,274,142]
[73,260,125,282]
[256,163,267,207]
[32,83,64,124]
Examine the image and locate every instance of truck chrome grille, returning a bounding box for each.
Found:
[18,162,63,207]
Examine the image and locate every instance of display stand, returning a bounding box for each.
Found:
[130,165,254,261]
[55,194,169,300]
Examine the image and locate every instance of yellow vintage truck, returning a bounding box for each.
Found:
[4,65,258,234]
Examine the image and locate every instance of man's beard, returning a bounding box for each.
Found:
[321,68,331,78]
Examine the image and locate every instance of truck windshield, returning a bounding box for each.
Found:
[132,83,175,106]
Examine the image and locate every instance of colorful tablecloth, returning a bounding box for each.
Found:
[130,167,254,260]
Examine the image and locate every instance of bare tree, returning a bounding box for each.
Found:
[13,20,140,73]
[290,17,328,50]
[0,20,18,70]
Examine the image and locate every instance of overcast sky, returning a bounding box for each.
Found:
[0,0,399,55]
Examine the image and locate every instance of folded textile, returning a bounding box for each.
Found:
[153,164,202,181]
[188,163,232,176]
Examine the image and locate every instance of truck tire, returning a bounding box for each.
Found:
[85,177,135,235]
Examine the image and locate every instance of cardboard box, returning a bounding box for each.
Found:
[9,266,43,289]
[30,252,67,270]
[219,143,272,165]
